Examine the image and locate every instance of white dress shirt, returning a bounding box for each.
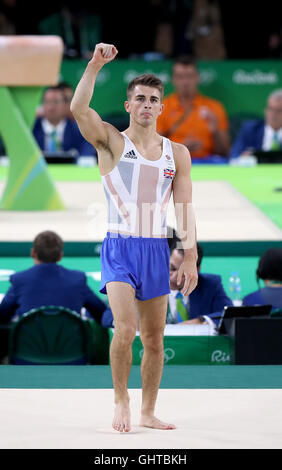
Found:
[168,290,189,323]
[41,118,67,151]
[262,125,282,150]
[168,289,216,328]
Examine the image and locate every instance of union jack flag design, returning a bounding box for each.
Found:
[164,168,175,179]
[102,132,176,237]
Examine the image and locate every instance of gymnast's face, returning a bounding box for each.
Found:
[125,85,163,126]
[169,249,185,291]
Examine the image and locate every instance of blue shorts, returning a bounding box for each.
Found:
[100,232,170,301]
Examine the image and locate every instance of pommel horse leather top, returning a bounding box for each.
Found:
[0,35,63,86]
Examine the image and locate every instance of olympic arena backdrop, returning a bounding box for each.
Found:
[60,60,282,120]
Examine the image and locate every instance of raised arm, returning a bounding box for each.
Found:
[70,43,124,172]
[172,142,198,296]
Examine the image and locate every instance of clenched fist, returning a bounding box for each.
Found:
[89,43,118,67]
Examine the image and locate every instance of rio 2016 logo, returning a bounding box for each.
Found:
[233,69,278,85]
[139,348,175,364]
[211,350,230,363]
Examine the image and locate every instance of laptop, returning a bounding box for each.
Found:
[43,151,78,164]
[254,150,282,164]
[218,304,272,335]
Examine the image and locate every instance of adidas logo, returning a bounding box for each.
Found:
[124,150,137,159]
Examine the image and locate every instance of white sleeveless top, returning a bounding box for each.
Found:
[101,132,176,237]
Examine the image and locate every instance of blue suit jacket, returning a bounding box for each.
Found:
[230,119,265,158]
[0,264,111,327]
[189,273,233,324]
[243,287,282,309]
[33,117,96,157]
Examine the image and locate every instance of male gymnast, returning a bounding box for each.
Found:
[70,43,198,433]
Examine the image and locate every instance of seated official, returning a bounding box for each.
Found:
[243,248,282,309]
[33,86,96,159]
[168,235,233,327]
[230,89,282,158]
[0,231,112,327]
[157,56,230,159]
[57,81,75,120]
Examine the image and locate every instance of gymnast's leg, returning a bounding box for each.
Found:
[137,294,176,430]
[106,281,137,433]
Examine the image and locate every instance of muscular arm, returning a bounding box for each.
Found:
[212,129,230,157]
[70,62,107,146]
[70,43,124,172]
[172,143,198,295]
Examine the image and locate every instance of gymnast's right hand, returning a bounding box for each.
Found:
[89,43,118,66]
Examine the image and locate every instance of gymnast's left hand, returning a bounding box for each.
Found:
[177,260,198,296]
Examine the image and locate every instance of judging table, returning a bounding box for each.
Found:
[110,325,231,366]
[0,251,262,365]
[0,249,276,366]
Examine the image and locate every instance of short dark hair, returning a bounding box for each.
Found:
[256,248,282,282]
[43,86,66,102]
[127,74,164,101]
[57,81,73,91]
[167,227,202,268]
[33,231,63,263]
[167,227,180,252]
[57,82,73,101]
[173,55,197,69]
[44,85,64,94]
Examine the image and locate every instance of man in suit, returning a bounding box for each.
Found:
[33,86,97,159]
[168,234,232,327]
[0,231,111,326]
[230,89,282,158]
[57,81,75,120]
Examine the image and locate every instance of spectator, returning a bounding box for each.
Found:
[152,0,193,58]
[37,3,102,59]
[189,0,226,60]
[33,86,96,159]
[57,82,75,120]
[230,89,282,159]
[0,0,48,35]
[268,29,282,59]
[242,248,282,309]
[219,0,281,59]
[36,82,74,120]
[168,230,232,327]
[0,1,16,35]
[0,230,112,326]
[157,55,230,159]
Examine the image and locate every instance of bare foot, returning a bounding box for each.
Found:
[112,402,131,433]
[140,415,176,430]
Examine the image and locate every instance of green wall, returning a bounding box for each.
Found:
[60,59,282,118]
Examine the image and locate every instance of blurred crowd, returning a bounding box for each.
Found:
[0,0,282,162]
[0,0,281,60]
[1,63,282,162]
